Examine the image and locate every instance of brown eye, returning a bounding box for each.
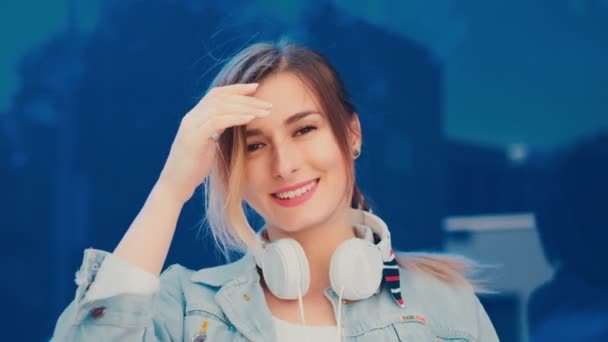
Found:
[295,125,317,136]
[247,143,264,152]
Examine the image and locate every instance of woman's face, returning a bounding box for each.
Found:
[242,71,358,233]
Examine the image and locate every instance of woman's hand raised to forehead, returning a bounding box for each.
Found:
[157,83,272,204]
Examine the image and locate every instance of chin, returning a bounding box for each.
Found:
[270,216,309,232]
[272,209,332,233]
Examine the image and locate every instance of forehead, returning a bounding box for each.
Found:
[254,72,321,115]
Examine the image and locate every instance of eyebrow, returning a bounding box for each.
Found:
[245,110,321,138]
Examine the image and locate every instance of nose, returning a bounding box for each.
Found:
[272,141,300,180]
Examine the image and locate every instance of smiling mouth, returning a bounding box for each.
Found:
[271,178,320,200]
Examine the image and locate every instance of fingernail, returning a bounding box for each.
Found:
[256,109,271,116]
[249,83,259,88]
[260,102,273,108]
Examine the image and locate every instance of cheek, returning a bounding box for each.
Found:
[316,147,343,172]
[312,135,346,173]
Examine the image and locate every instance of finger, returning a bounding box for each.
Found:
[224,94,272,109]
[210,83,260,96]
[199,114,256,138]
[185,104,268,128]
[217,102,271,117]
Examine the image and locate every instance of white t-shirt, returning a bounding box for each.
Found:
[272,316,338,342]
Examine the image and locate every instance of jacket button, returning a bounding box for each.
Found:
[90,306,106,319]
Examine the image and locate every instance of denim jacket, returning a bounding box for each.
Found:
[52,246,499,341]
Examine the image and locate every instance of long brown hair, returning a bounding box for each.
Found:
[202,39,483,290]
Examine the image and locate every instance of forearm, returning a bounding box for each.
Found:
[114,181,184,276]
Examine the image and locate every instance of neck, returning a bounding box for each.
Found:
[265,207,356,295]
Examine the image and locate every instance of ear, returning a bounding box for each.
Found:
[349,112,362,151]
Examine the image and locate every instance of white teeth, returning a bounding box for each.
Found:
[275,180,317,199]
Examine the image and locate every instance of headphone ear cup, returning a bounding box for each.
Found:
[330,238,384,301]
[261,238,310,300]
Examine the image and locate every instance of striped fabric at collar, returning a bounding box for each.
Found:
[373,233,404,308]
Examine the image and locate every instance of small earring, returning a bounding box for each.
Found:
[353,149,361,159]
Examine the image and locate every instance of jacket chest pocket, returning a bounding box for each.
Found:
[185,307,249,341]
[391,322,473,342]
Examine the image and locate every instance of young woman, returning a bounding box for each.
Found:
[53,41,499,341]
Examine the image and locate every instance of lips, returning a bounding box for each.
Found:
[270,178,320,208]
[271,178,320,197]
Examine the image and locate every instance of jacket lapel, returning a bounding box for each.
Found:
[191,253,276,341]
[215,270,276,341]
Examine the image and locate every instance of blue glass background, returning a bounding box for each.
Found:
[1,1,606,340]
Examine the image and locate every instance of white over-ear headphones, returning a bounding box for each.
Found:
[252,208,394,302]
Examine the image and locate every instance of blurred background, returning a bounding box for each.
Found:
[1,1,607,341]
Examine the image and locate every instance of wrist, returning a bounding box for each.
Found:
[151,180,190,207]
